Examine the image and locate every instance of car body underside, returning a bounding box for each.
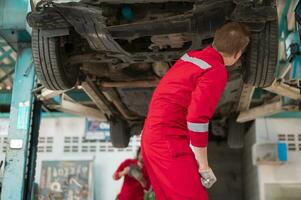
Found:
[27,0,278,147]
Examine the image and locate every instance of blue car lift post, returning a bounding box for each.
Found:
[0,0,41,199]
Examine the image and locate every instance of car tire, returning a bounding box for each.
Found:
[243,20,278,87]
[32,29,79,90]
[227,117,245,149]
[110,117,130,148]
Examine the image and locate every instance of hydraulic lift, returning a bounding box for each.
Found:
[0,0,300,199]
[237,0,301,122]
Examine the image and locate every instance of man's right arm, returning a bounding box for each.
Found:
[186,68,226,188]
[113,160,130,180]
[186,68,227,170]
[192,146,208,171]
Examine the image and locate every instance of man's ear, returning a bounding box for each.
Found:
[234,50,243,60]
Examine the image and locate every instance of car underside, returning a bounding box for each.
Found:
[27,0,278,147]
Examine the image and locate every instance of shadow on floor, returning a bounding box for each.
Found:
[207,141,243,200]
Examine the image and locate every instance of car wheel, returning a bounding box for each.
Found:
[32,29,79,90]
[243,20,278,87]
[110,117,130,148]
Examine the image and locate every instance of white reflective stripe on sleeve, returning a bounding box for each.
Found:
[187,122,209,132]
[181,54,211,69]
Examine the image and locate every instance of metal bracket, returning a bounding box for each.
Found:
[37,88,66,101]
[237,84,255,112]
[48,94,106,120]
[81,79,112,116]
[237,99,299,123]
[263,79,301,100]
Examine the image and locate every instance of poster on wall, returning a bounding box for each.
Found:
[39,160,94,200]
[84,118,110,141]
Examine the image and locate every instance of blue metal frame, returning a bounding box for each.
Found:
[24,100,42,200]
[0,0,41,197]
[0,48,37,200]
[0,0,31,50]
[0,0,29,30]
[270,0,301,117]
[292,1,301,79]
[277,0,301,79]
[276,0,292,78]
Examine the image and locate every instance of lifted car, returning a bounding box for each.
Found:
[27,0,278,148]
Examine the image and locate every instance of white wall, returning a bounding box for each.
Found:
[254,118,301,200]
[0,117,140,200]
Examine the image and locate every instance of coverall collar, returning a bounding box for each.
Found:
[203,45,225,66]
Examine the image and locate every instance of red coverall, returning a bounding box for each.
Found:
[113,159,150,200]
[141,46,227,200]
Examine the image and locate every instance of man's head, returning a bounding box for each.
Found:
[213,22,250,66]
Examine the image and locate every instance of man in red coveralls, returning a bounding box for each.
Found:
[113,147,150,200]
[141,22,249,200]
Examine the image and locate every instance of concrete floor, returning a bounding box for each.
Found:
[207,142,243,200]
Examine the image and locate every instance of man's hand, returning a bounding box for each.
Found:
[199,167,217,189]
[191,146,217,188]
[138,177,147,188]
[113,166,130,180]
[119,166,130,177]
[137,160,144,168]
[128,165,148,188]
[129,165,143,180]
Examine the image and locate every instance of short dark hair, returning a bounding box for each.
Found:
[213,22,250,55]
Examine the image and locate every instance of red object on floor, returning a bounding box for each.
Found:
[113,159,149,200]
[142,46,227,200]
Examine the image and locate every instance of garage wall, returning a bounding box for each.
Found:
[0,117,245,200]
[243,118,301,200]
[0,117,140,200]
[255,118,301,200]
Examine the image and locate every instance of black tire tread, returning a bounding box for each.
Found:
[110,118,130,148]
[32,29,78,90]
[244,21,278,87]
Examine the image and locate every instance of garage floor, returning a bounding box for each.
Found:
[208,142,243,200]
